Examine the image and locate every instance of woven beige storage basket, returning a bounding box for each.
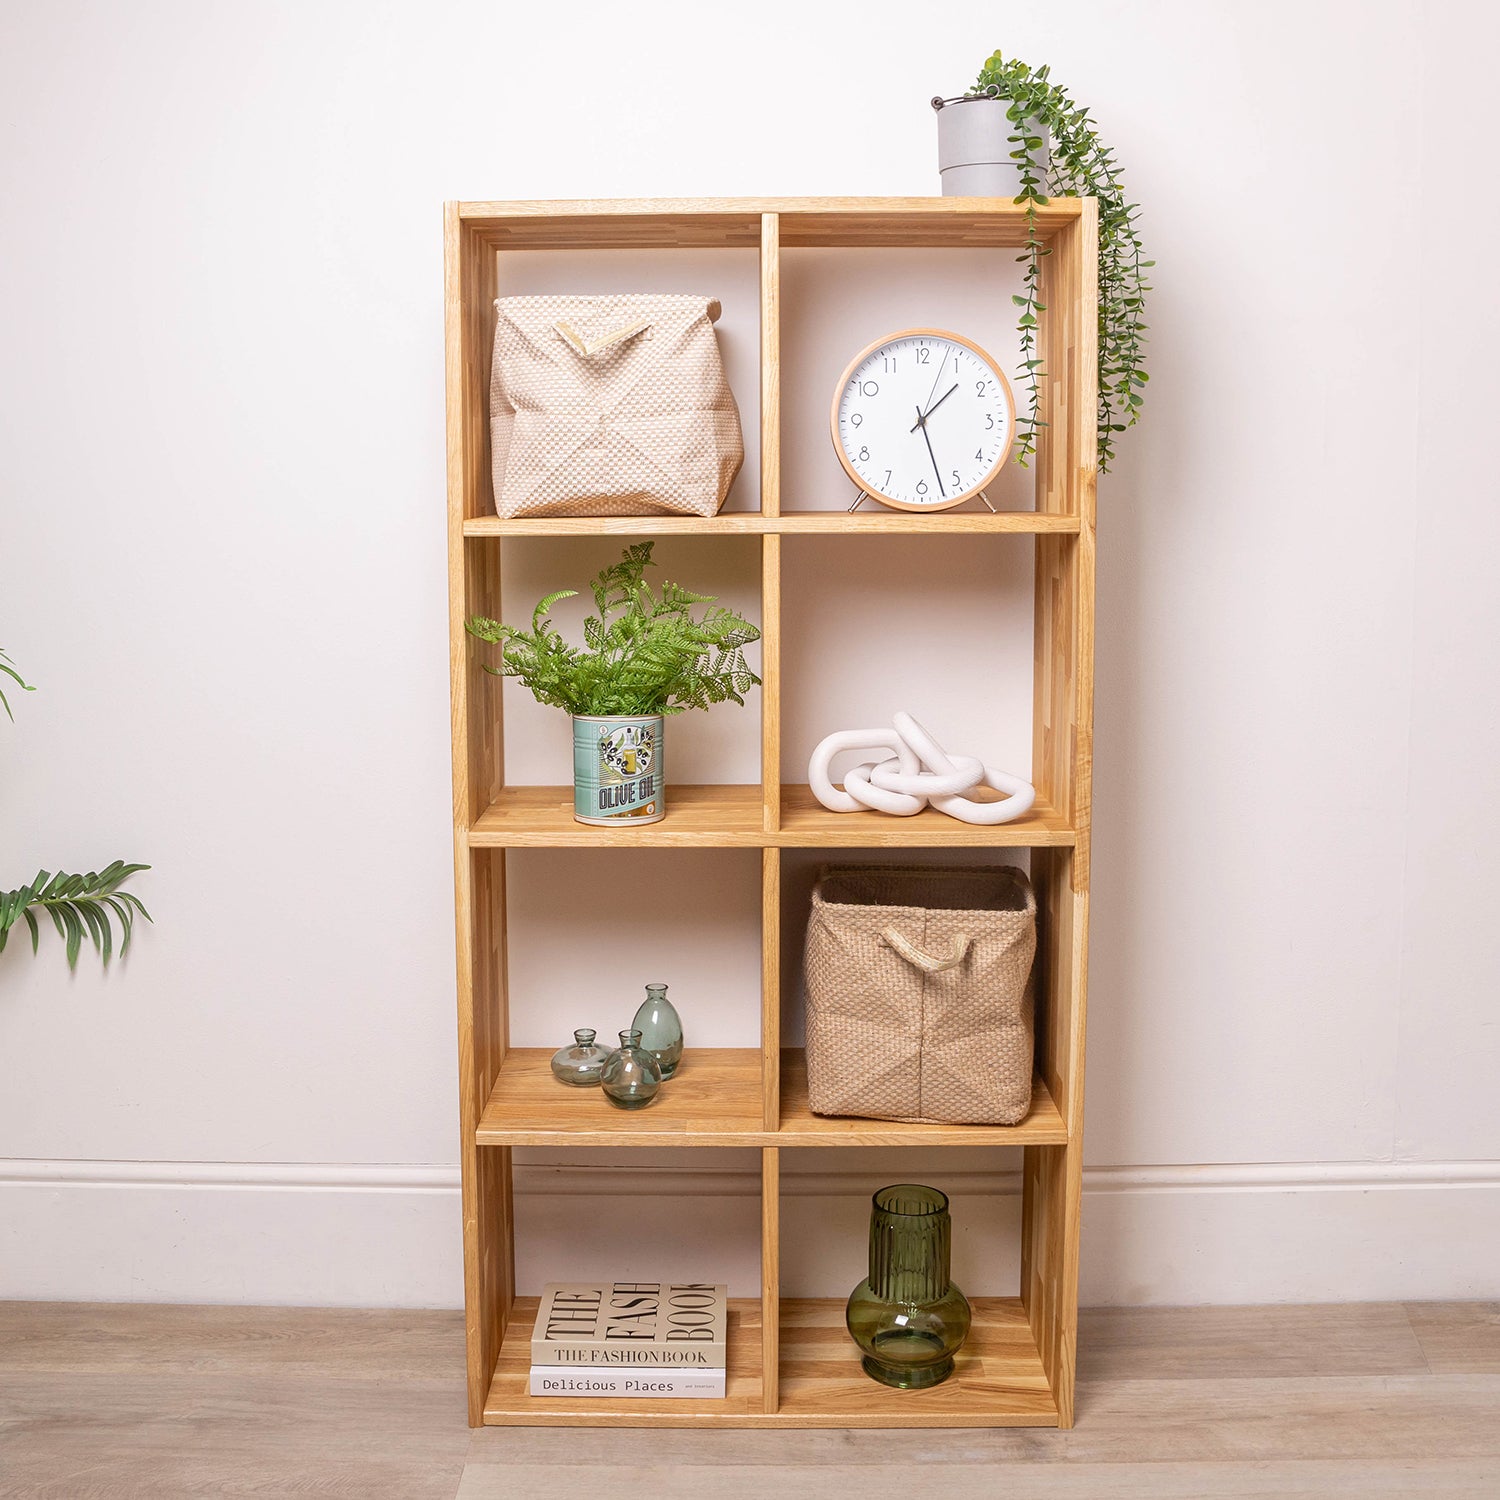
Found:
[804,865,1037,1125]
[489,293,744,519]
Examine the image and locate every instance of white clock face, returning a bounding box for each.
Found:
[833,332,1015,510]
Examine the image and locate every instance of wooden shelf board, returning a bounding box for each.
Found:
[776,1297,1058,1427]
[778,785,1074,847]
[458,197,1084,251]
[482,1297,1055,1427]
[476,1049,1062,1148]
[468,785,1073,849]
[777,1051,1066,1146]
[468,784,765,847]
[484,1297,765,1426]
[476,1048,763,1146]
[463,512,1079,537]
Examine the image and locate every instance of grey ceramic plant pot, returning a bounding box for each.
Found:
[934,95,1049,198]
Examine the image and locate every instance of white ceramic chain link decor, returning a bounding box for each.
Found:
[807,712,1036,826]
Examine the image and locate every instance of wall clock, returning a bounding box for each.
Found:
[830,329,1016,511]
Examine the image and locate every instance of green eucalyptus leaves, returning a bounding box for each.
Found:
[973,50,1152,472]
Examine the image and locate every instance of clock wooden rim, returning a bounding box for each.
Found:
[828,327,1018,512]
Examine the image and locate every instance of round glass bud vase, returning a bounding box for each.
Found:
[846,1184,972,1390]
[550,1028,609,1087]
[600,1029,662,1110]
[631,983,683,1079]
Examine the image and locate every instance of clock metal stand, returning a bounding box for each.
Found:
[846,486,999,513]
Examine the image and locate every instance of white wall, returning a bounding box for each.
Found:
[2,0,1497,1307]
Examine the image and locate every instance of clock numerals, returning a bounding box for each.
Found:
[835,332,1014,511]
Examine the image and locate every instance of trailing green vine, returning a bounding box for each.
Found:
[971,51,1152,472]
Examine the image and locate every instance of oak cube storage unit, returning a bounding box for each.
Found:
[445,197,1097,1428]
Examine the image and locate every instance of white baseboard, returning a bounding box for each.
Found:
[3,1157,1498,1307]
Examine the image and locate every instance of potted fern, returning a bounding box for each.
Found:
[466,543,760,827]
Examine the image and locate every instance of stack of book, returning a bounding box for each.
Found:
[529,1281,728,1399]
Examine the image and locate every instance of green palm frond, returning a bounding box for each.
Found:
[466,542,761,718]
[0,647,35,720]
[0,861,152,969]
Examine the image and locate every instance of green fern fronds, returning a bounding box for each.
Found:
[0,862,152,969]
[466,542,761,717]
[0,647,35,720]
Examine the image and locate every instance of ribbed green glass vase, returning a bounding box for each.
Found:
[845,1184,972,1389]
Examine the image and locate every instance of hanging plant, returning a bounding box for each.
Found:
[971,51,1152,473]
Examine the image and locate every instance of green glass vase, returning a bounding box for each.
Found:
[600,1029,661,1110]
[631,983,683,1079]
[550,1028,609,1087]
[846,1184,971,1389]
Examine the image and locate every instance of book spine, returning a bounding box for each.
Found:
[529,1342,727,1369]
[528,1365,726,1399]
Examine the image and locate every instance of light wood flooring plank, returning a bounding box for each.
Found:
[1064,1373,1500,1463]
[1405,1301,1500,1372]
[0,1302,464,1381]
[1,1377,468,1500]
[1077,1302,1430,1380]
[456,1458,1500,1500]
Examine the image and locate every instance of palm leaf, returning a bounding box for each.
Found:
[0,864,152,970]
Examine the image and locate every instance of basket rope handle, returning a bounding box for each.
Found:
[554,317,652,357]
[881,928,971,973]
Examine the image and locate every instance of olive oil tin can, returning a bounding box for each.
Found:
[572,715,665,826]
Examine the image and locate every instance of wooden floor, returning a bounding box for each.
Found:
[1,1301,1497,1498]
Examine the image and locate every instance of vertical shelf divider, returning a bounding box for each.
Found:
[761,848,781,1130]
[761,1145,781,1414]
[446,208,511,1425]
[761,536,782,834]
[760,211,783,839]
[1019,202,1098,1430]
[759,212,780,518]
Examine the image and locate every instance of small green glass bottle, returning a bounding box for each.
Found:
[846,1184,971,1389]
[600,1029,662,1110]
[631,983,683,1079]
[550,1028,609,1087]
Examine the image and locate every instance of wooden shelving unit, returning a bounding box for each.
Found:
[445,196,1097,1429]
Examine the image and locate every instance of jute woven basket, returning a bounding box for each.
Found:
[804,865,1037,1125]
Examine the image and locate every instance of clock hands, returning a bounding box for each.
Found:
[915,404,946,498]
[911,383,959,432]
